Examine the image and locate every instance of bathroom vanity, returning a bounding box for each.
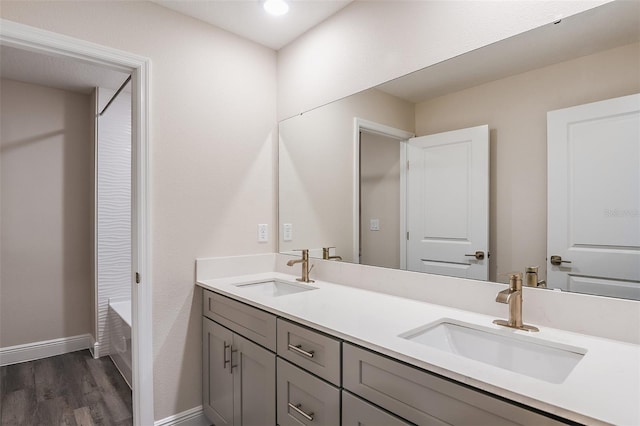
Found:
[197,258,640,426]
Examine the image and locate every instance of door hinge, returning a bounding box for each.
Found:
[135,272,141,284]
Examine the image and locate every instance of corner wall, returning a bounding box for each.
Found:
[0,79,93,347]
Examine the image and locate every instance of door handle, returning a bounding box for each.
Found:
[550,255,572,266]
[465,251,485,260]
[230,347,238,374]
[223,341,230,369]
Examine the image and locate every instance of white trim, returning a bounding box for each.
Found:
[399,142,408,270]
[154,406,209,426]
[0,19,154,426]
[0,334,94,366]
[353,118,414,265]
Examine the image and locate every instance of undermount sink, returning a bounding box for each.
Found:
[400,319,586,384]
[234,280,317,297]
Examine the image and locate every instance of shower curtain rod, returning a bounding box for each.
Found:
[99,75,132,117]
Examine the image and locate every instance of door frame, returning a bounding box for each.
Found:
[1,20,153,425]
[353,118,414,266]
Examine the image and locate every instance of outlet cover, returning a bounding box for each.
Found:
[258,224,268,242]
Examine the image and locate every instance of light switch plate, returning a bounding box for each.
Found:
[283,223,293,241]
[370,219,380,231]
[258,224,268,242]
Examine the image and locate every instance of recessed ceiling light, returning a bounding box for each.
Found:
[263,0,289,16]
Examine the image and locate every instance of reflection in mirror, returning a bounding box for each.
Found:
[278,1,640,299]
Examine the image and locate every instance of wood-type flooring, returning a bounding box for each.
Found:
[0,350,132,426]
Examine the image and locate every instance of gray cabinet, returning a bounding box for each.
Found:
[203,318,234,425]
[202,289,277,426]
[203,318,276,426]
[202,287,569,426]
[343,343,563,426]
[277,358,341,426]
[342,391,411,426]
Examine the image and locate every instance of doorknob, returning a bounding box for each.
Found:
[550,255,572,266]
[465,251,485,260]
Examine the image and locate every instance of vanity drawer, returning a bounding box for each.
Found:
[342,390,412,426]
[277,358,340,426]
[202,289,276,351]
[343,343,564,426]
[277,318,341,386]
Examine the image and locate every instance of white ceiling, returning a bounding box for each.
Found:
[151,0,353,50]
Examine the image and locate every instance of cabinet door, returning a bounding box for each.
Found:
[233,333,276,426]
[342,391,411,426]
[203,318,235,425]
[277,358,340,426]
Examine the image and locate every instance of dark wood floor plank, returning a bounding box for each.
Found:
[1,360,35,395]
[0,350,132,426]
[74,406,95,426]
[34,395,76,426]
[1,389,33,426]
[85,357,132,424]
[61,351,102,410]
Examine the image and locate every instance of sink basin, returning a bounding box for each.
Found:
[234,280,317,297]
[400,319,586,384]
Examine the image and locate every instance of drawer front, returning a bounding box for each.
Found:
[277,318,341,386]
[203,289,276,351]
[343,343,563,426]
[342,390,412,426]
[277,358,340,426]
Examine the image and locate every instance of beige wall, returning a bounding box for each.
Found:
[0,79,93,347]
[279,88,413,262]
[277,1,608,120]
[360,131,400,269]
[0,1,277,420]
[415,42,640,282]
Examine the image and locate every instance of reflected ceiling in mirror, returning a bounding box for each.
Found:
[278,1,640,299]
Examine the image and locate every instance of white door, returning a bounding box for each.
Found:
[547,94,640,299]
[406,125,489,279]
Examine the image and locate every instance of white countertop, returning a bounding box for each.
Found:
[197,272,640,425]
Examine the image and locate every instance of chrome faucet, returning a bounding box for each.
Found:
[286,249,314,283]
[525,266,546,288]
[493,273,539,332]
[322,247,342,261]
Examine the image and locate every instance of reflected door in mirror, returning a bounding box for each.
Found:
[547,93,640,299]
[406,125,489,280]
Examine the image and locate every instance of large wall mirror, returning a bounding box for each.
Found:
[278,1,640,300]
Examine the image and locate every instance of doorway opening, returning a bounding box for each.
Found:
[0,20,153,424]
[353,118,414,269]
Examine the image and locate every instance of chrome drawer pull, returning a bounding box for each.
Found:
[288,402,314,421]
[230,347,238,374]
[288,343,315,358]
[223,341,231,369]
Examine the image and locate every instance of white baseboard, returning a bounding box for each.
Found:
[0,333,94,366]
[154,406,209,426]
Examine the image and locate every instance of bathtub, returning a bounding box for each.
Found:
[108,299,132,388]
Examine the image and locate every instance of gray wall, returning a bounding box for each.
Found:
[0,78,93,347]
